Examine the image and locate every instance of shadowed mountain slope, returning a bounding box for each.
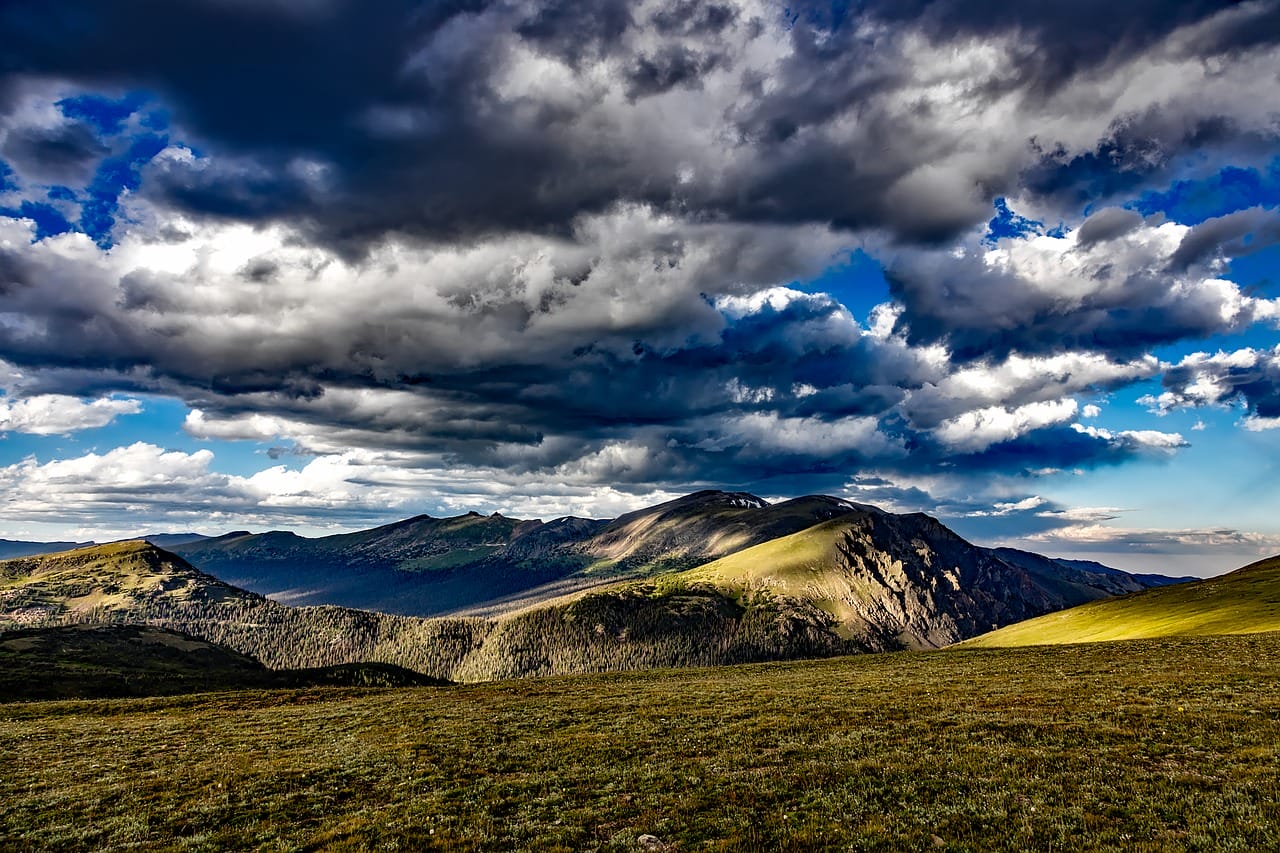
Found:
[168,491,875,616]
[171,513,607,615]
[0,623,444,701]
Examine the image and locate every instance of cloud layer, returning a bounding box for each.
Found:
[0,0,1277,555]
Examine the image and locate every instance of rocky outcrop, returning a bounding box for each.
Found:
[826,512,1056,649]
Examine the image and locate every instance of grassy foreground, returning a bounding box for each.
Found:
[4,634,1280,851]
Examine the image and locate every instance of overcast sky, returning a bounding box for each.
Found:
[1,0,1279,575]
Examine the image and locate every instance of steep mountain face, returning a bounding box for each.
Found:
[571,491,868,572]
[678,510,1184,650]
[822,512,1057,648]
[963,554,1280,648]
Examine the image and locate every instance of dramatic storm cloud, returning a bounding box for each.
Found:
[0,0,1278,574]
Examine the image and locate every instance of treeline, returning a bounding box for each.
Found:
[13,583,862,682]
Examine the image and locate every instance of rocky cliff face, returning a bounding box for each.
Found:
[826,512,1056,649]
[679,507,1181,652]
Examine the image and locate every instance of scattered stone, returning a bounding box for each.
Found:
[931,833,946,847]
[637,834,667,851]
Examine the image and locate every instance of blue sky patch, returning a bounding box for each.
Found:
[4,200,73,240]
[1133,160,1280,225]
[985,197,1043,244]
[795,249,891,324]
[80,132,169,247]
[56,91,151,137]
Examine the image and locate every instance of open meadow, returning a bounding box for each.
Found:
[4,632,1280,851]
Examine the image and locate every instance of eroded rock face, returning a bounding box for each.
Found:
[814,512,1056,650]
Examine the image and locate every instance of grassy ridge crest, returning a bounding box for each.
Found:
[963,555,1280,647]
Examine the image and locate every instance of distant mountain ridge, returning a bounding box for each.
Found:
[0,538,91,560]
[0,533,207,561]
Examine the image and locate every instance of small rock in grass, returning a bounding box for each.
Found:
[931,834,946,847]
[637,834,667,851]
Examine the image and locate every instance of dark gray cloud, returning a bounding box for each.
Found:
[1168,206,1280,270]
[0,120,107,185]
[1075,207,1145,247]
[3,0,1275,251]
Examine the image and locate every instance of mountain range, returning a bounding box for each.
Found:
[0,490,1204,682]
[165,491,1190,623]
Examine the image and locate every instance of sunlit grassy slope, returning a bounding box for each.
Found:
[0,540,256,619]
[3,633,1279,851]
[964,555,1280,648]
[676,516,848,608]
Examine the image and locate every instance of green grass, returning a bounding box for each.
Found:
[3,632,1280,851]
[676,517,891,638]
[681,517,842,590]
[964,555,1280,648]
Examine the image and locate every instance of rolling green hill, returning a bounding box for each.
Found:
[962,555,1280,648]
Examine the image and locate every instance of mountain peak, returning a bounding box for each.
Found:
[674,490,770,509]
